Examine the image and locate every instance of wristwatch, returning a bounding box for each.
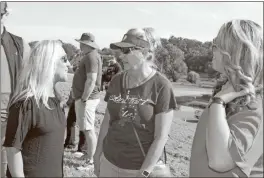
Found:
[141,170,150,177]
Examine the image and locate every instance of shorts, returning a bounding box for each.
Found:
[99,153,139,177]
[75,99,100,131]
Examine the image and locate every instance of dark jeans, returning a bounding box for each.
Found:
[64,102,85,151]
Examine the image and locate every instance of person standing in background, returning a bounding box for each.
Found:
[102,57,122,90]
[1,2,31,177]
[72,33,102,165]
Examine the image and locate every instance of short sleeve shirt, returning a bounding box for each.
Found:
[3,97,66,177]
[72,50,102,100]
[190,95,263,177]
[103,72,178,170]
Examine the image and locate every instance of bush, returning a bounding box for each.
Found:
[187,71,200,84]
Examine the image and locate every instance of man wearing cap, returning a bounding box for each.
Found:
[1,2,31,177]
[72,33,102,164]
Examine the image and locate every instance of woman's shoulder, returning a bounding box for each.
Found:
[10,96,35,112]
[154,72,173,88]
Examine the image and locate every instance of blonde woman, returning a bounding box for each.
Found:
[94,28,177,177]
[190,20,263,177]
[3,40,71,177]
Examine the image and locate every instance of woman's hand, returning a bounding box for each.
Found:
[93,153,101,177]
[214,83,249,104]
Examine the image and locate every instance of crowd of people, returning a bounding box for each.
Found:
[1,1,263,178]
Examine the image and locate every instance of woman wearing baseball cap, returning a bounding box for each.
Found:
[93,28,178,177]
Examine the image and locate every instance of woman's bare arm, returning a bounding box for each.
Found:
[139,110,174,173]
[6,147,25,177]
[206,103,235,172]
[94,108,110,158]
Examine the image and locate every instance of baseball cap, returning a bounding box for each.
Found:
[110,29,150,50]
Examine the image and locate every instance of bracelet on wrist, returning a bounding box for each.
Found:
[209,97,226,108]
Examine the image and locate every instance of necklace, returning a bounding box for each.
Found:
[125,68,155,89]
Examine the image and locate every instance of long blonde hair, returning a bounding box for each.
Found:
[214,19,263,102]
[10,40,66,109]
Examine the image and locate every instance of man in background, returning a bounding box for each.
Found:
[1,2,30,177]
[72,33,102,165]
[102,57,122,90]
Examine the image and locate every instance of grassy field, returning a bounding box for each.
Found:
[57,74,213,177]
[63,93,203,177]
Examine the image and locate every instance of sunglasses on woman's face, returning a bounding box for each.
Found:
[120,48,132,54]
[121,47,140,54]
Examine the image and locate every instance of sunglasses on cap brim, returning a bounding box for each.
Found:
[121,34,150,49]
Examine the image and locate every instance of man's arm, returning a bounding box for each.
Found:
[81,73,97,101]
[81,53,99,101]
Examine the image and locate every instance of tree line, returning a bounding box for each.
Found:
[29,35,219,82]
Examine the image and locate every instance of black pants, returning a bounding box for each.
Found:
[64,102,85,151]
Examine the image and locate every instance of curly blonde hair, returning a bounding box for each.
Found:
[213,19,263,106]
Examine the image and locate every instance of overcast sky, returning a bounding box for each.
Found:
[4,1,263,48]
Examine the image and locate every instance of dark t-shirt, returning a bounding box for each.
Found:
[103,72,178,170]
[3,97,66,177]
[72,50,102,100]
[103,63,123,83]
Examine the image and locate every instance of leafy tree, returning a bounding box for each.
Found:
[69,50,83,72]
[207,62,220,78]
[168,36,188,53]
[143,27,162,48]
[185,55,212,73]
[160,38,170,47]
[202,41,213,49]
[62,42,79,61]
[155,43,188,82]
[100,48,115,56]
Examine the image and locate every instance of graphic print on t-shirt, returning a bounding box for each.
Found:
[108,90,148,127]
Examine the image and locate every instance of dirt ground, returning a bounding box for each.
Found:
[63,92,199,177]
